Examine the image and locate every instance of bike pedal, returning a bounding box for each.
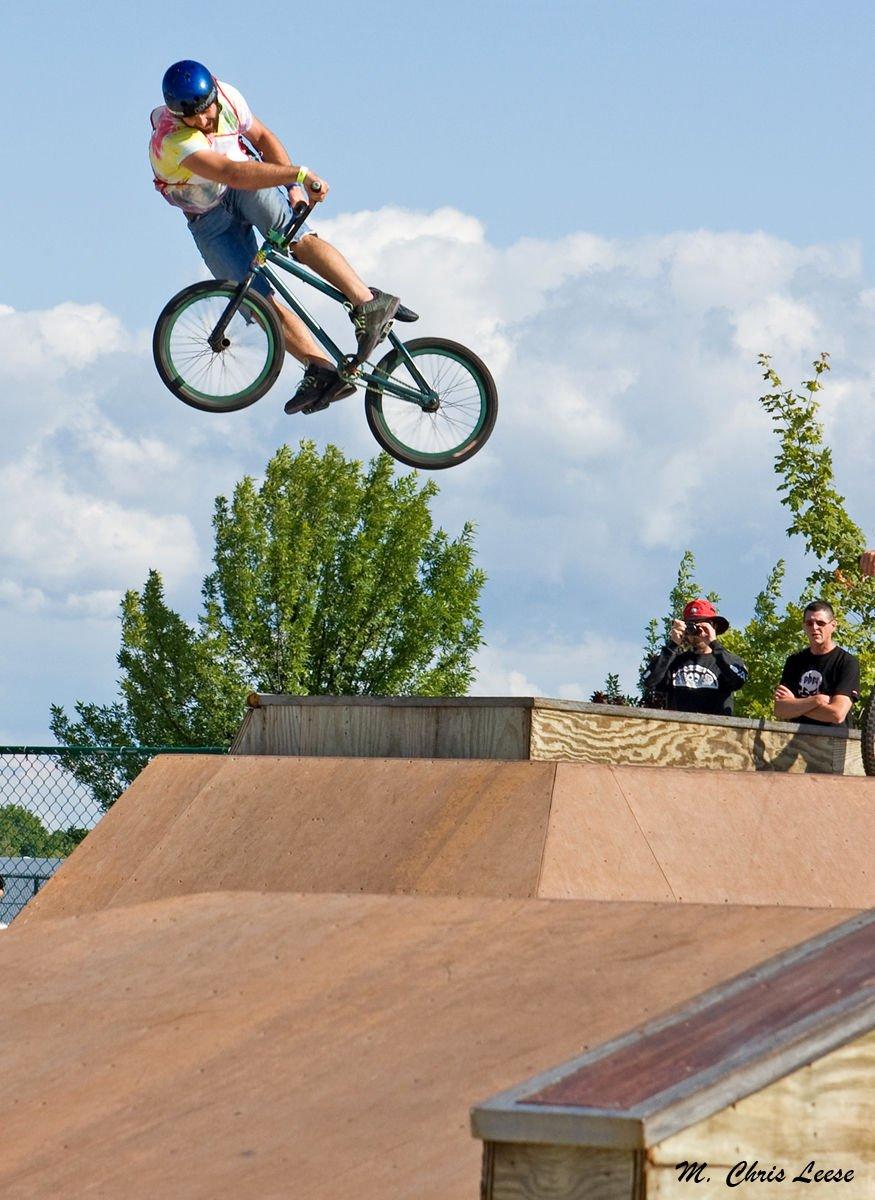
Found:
[338,354,361,384]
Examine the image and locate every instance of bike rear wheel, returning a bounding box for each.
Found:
[860,691,875,775]
[153,281,285,413]
[365,337,497,469]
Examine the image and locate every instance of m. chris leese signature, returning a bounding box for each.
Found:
[676,1160,856,1186]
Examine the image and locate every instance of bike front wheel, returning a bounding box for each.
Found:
[153,281,285,413]
[365,337,498,469]
[860,691,875,775]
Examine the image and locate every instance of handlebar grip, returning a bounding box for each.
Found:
[293,200,309,217]
[310,179,323,193]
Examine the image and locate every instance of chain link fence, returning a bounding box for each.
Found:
[0,746,225,924]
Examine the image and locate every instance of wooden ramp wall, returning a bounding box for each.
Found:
[232,694,864,775]
[20,755,875,925]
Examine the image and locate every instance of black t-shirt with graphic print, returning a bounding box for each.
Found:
[779,646,860,726]
[642,641,749,717]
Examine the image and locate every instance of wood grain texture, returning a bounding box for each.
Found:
[648,1031,875,1200]
[485,1144,638,1200]
[0,897,843,1199]
[525,916,874,1112]
[23,757,558,918]
[231,700,530,759]
[233,697,863,774]
[540,763,875,908]
[530,709,863,775]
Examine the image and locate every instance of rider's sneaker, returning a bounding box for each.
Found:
[284,365,355,415]
[349,290,399,363]
[369,286,418,323]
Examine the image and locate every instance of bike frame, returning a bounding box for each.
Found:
[208,202,438,409]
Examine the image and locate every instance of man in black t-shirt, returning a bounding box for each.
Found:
[642,598,748,717]
[773,599,859,726]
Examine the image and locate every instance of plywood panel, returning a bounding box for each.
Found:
[18,754,226,926]
[233,697,864,774]
[524,916,873,1113]
[232,701,530,759]
[607,766,875,907]
[26,757,558,919]
[535,764,874,907]
[27,755,873,923]
[486,1144,638,1200]
[649,1031,875,1200]
[530,708,862,775]
[0,895,849,1200]
[538,764,676,901]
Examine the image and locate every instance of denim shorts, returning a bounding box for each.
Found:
[187,186,313,298]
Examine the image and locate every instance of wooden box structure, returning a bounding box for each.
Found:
[232,694,864,774]
[472,912,874,1199]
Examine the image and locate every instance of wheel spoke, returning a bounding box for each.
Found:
[162,290,277,406]
[373,348,490,461]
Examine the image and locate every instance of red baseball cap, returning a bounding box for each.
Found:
[683,598,729,634]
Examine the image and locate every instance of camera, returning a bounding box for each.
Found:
[685,621,702,636]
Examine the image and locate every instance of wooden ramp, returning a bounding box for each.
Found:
[0,894,850,1200]
[21,754,875,925]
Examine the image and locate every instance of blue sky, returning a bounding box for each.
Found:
[4,1,875,740]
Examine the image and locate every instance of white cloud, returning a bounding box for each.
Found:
[0,581,120,621]
[0,580,47,611]
[0,454,199,592]
[62,590,123,620]
[0,301,130,375]
[474,635,645,702]
[733,294,819,356]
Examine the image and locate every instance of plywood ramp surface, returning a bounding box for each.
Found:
[22,754,227,922]
[22,756,557,923]
[540,763,875,907]
[0,894,850,1200]
[22,757,875,925]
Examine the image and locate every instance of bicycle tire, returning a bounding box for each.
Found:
[153,280,285,413]
[365,337,497,469]
[860,691,875,775]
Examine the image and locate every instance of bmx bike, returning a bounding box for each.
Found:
[152,198,498,469]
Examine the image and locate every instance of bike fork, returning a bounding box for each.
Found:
[385,332,440,409]
[207,272,258,352]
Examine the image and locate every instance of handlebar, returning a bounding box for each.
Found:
[282,179,322,247]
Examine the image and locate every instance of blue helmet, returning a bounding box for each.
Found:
[162,60,217,117]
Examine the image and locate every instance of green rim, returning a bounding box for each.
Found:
[372,347,488,461]
[163,289,279,407]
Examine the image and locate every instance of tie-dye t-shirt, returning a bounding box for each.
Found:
[149,81,253,215]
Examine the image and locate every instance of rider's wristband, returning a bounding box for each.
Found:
[295,165,309,186]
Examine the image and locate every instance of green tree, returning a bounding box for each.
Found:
[0,804,87,858]
[637,354,875,718]
[51,442,486,806]
[719,562,804,719]
[589,672,641,707]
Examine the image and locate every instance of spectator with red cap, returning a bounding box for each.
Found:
[642,599,748,716]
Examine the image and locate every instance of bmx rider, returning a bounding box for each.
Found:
[149,60,399,415]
